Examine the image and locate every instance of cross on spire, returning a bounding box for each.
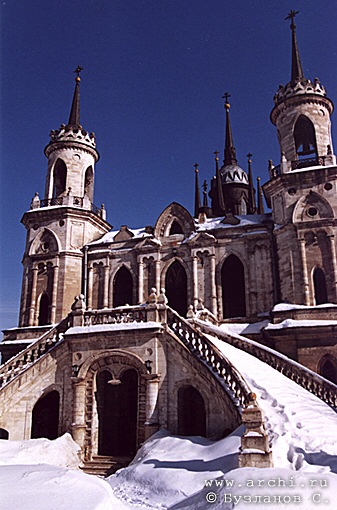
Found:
[285,10,299,29]
[285,10,304,83]
[74,65,83,79]
[222,92,231,110]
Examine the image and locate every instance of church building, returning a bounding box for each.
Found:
[0,12,336,475]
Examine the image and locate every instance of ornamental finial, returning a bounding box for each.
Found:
[74,65,83,81]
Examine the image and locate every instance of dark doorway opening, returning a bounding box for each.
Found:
[31,391,60,439]
[313,267,328,305]
[97,369,138,457]
[0,428,9,440]
[178,385,206,436]
[113,267,133,307]
[165,260,188,317]
[38,292,50,325]
[320,359,337,384]
[221,255,246,318]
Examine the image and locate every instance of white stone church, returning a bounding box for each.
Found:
[1,13,336,475]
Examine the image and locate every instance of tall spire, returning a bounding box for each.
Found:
[222,92,237,166]
[257,177,265,214]
[247,153,256,214]
[194,163,201,218]
[68,65,83,127]
[214,150,225,212]
[285,10,304,83]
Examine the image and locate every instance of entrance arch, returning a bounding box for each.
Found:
[113,266,133,307]
[165,260,188,317]
[178,385,206,436]
[96,369,138,457]
[31,390,60,439]
[221,255,246,318]
[320,356,337,384]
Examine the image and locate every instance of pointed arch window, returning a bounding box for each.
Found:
[53,159,67,198]
[178,386,206,436]
[165,260,188,317]
[313,267,328,305]
[294,115,317,159]
[84,166,94,202]
[38,292,50,326]
[169,220,184,236]
[319,356,337,384]
[221,255,246,318]
[113,266,133,307]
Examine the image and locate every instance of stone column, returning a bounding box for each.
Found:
[328,234,337,300]
[210,254,217,316]
[192,255,198,309]
[50,257,59,324]
[29,264,38,326]
[144,376,160,440]
[87,264,93,310]
[103,257,110,309]
[299,238,310,305]
[138,257,144,304]
[155,260,161,293]
[71,379,87,455]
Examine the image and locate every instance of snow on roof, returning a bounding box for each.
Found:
[196,214,268,232]
[273,302,337,312]
[265,318,337,330]
[89,226,154,245]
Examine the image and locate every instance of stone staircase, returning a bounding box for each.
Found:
[81,455,131,477]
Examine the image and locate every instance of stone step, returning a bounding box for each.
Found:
[81,455,132,477]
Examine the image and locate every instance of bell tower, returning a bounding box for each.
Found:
[264,12,337,306]
[19,68,111,327]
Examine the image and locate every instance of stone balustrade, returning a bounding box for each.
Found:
[196,320,337,410]
[0,316,71,389]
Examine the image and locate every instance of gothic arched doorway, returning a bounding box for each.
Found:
[178,385,206,436]
[313,267,328,305]
[221,255,246,318]
[31,391,60,439]
[165,260,188,317]
[294,115,317,159]
[113,267,133,307]
[320,357,337,384]
[96,369,138,457]
[38,292,50,325]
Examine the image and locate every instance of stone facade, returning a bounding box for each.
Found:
[0,17,337,471]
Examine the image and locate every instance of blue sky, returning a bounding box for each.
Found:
[1,0,337,331]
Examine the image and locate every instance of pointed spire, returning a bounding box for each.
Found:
[194,163,201,218]
[202,180,209,208]
[68,65,83,127]
[285,10,304,83]
[222,92,237,166]
[257,177,265,214]
[214,150,225,212]
[247,153,256,214]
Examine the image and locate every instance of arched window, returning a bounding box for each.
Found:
[178,386,206,436]
[53,159,67,198]
[294,115,317,159]
[113,267,133,307]
[320,357,337,384]
[313,267,328,305]
[84,166,94,202]
[38,292,50,326]
[221,255,246,318]
[31,391,60,439]
[240,198,247,215]
[165,260,188,317]
[169,220,183,235]
[0,428,9,440]
[96,369,138,456]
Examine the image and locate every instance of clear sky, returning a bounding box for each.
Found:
[1,0,337,331]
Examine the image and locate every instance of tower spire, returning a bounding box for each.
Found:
[285,10,304,83]
[214,150,225,213]
[194,163,201,218]
[257,177,265,214]
[68,65,83,127]
[247,153,256,214]
[222,92,237,166]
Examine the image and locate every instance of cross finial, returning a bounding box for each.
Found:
[285,10,299,30]
[74,65,84,79]
[203,180,208,192]
[247,152,252,161]
[194,162,199,173]
[214,150,219,160]
[222,92,231,110]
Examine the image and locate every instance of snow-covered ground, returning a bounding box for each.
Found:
[1,335,337,510]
